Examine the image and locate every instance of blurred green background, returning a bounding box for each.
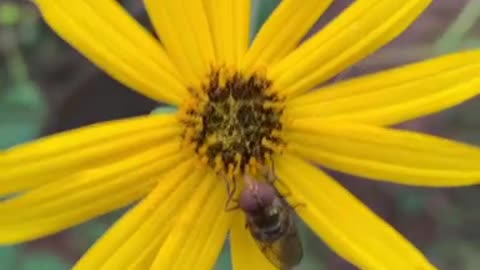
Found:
[1,0,480,269]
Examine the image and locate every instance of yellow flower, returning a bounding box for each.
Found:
[2,0,480,269]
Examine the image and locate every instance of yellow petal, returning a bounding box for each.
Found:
[194,210,232,270]
[286,119,480,186]
[0,115,180,195]
[34,0,187,104]
[269,0,431,97]
[72,159,197,270]
[77,160,205,270]
[287,50,480,126]
[125,231,170,270]
[145,0,216,87]
[242,0,333,72]
[203,0,251,66]
[0,141,187,244]
[172,174,232,270]
[150,171,221,270]
[276,154,437,270]
[230,212,277,270]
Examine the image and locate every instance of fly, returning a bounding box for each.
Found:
[238,173,303,270]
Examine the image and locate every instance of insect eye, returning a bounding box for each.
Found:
[255,182,276,204]
[239,182,277,212]
[239,190,260,212]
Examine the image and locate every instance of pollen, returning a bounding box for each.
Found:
[179,68,285,178]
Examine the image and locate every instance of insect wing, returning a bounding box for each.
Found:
[252,212,303,270]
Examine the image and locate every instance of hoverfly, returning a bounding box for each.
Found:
[238,173,303,270]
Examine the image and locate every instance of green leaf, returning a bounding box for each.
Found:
[296,217,328,270]
[214,241,232,270]
[396,191,426,215]
[0,3,20,26]
[0,246,20,270]
[250,0,281,42]
[150,105,177,115]
[19,253,69,270]
[0,82,48,149]
[462,38,480,49]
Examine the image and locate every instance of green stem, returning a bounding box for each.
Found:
[434,0,480,54]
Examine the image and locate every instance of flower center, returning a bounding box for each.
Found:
[180,68,285,177]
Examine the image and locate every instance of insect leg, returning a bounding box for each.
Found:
[264,161,278,184]
[224,175,241,211]
[265,161,294,198]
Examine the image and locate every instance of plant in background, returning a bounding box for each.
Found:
[2,1,480,270]
[0,2,47,149]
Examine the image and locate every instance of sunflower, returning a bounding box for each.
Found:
[2,0,480,269]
